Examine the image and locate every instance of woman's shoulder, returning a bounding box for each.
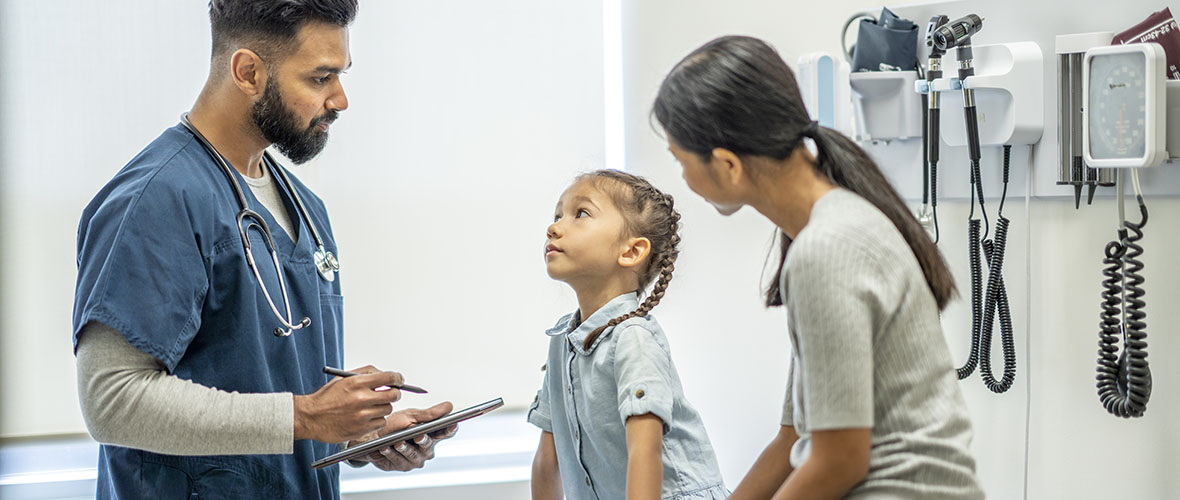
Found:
[790,189,900,266]
[788,223,879,272]
[810,189,890,234]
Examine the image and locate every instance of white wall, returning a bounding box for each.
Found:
[0,1,212,438]
[310,0,604,424]
[0,0,603,437]
[4,1,1179,499]
[621,0,1178,498]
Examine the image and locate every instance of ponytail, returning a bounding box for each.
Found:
[764,126,957,309]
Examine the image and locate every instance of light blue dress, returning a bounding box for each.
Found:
[528,293,729,500]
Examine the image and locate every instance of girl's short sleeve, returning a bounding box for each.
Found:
[527,366,554,432]
[613,325,674,433]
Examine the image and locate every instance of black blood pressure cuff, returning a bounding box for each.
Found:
[851,7,919,72]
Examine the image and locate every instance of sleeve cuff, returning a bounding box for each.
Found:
[781,396,794,426]
[618,385,672,434]
[527,397,553,432]
[243,391,295,455]
[275,393,295,454]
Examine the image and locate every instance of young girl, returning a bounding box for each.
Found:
[653,36,985,499]
[528,170,729,500]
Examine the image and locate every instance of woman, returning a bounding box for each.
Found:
[652,35,985,499]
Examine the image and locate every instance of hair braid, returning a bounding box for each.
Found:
[581,179,681,350]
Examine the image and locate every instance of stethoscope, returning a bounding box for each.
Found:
[179,113,339,337]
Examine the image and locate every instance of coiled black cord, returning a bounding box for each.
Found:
[931,160,940,244]
[999,144,1010,214]
[977,145,1016,393]
[956,146,1016,393]
[956,218,983,379]
[979,217,1015,393]
[1097,198,1151,417]
[971,159,989,240]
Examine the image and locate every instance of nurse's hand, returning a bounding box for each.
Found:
[349,402,459,471]
[293,365,403,443]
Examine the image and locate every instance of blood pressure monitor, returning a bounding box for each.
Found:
[1083,43,1168,168]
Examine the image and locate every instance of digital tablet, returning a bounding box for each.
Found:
[311,398,504,469]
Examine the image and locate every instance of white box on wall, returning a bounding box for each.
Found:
[849,70,923,142]
[936,41,1045,146]
[797,52,853,137]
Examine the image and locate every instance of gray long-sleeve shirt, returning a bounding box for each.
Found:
[781,188,985,499]
[76,322,294,455]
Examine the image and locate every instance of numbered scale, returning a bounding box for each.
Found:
[1083,43,1168,167]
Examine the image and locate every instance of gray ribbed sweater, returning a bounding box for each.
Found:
[780,188,985,499]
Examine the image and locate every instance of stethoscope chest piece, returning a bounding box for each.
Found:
[315,247,339,282]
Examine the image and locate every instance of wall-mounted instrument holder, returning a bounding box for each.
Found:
[929,41,1044,147]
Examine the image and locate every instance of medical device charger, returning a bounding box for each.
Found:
[931,42,1044,148]
[1057,32,1118,208]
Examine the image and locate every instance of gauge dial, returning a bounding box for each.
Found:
[1084,43,1167,168]
[1088,52,1146,159]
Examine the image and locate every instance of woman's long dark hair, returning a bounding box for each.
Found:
[652,35,957,310]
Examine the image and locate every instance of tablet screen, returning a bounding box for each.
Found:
[311,397,504,469]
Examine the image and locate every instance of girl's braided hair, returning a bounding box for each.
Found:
[577,170,682,350]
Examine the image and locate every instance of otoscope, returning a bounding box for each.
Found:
[933,14,1017,394]
[922,15,949,243]
[932,14,985,181]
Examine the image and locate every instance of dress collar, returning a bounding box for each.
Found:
[545,292,640,356]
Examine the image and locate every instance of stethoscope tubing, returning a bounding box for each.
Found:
[179,113,335,336]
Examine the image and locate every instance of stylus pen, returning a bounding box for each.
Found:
[322,366,428,394]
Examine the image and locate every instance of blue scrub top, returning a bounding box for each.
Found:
[73,123,345,499]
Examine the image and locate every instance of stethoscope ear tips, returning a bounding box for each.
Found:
[299,317,312,328]
[274,327,288,337]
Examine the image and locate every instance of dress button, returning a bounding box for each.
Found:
[585,477,591,486]
[635,389,645,399]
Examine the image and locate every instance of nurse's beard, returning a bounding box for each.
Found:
[252,77,335,164]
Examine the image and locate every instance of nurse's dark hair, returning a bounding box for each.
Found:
[208,0,358,62]
[578,170,681,351]
[652,35,957,310]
